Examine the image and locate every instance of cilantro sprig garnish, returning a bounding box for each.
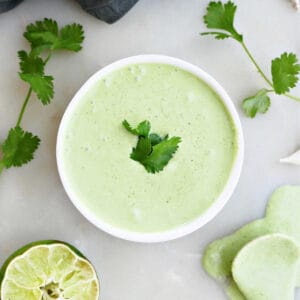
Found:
[122,120,181,174]
[0,19,84,174]
[201,1,300,118]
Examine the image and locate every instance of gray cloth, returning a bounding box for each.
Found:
[0,0,139,23]
[77,0,139,23]
[0,0,23,13]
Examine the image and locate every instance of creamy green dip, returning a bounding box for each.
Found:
[60,63,237,233]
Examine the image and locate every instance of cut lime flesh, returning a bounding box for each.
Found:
[0,241,99,300]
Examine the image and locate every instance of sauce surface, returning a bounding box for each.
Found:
[60,63,237,233]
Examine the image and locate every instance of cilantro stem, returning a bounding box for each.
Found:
[0,19,85,174]
[44,53,52,64]
[16,87,32,127]
[285,93,300,102]
[241,41,300,103]
[0,160,3,174]
[15,52,52,127]
[241,41,273,87]
[15,53,53,127]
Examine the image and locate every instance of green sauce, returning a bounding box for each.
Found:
[60,63,237,233]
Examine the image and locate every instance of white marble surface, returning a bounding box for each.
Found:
[1,0,300,299]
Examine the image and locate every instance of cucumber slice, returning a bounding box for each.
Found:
[232,234,300,300]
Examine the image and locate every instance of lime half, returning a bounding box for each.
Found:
[0,240,100,300]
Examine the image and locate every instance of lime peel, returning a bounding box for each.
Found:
[0,240,100,300]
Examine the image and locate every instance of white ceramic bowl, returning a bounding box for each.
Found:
[56,55,244,243]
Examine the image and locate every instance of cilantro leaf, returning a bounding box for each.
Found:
[18,50,54,104]
[271,52,300,94]
[122,120,137,135]
[122,120,151,137]
[24,18,84,54]
[55,24,84,52]
[122,120,181,174]
[1,126,40,168]
[0,19,85,175]
[149,133,168,146]
[242,89,271,118]
[142,137,181,174]
[26,18,58,37]
[136,121,151,137]
[18,51,44,74]
[20,73,54,105]
[201,31,231,40]
[24,18,59,55]
[130,137,152,162]
[202,1,243,42]
[201,2,300,118]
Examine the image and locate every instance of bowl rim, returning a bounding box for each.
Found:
[56,54,244,243]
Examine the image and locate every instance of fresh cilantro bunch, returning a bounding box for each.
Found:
[201,1,300,118]
[122,120,181,173]
[0,19,84,174]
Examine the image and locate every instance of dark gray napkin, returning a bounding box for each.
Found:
[0,0,139,23]
[0,0,23,13]
[77,0,139,23]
